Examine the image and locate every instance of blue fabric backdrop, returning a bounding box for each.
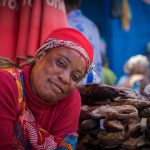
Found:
[80,0,150,80]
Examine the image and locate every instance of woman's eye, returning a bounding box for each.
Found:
[72,74,81,82]
[56,59,66,68]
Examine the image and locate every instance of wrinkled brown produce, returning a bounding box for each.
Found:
[147,117,150,129]
[97,131,125,148]
[104,119,124,132]
[80,119,98,130]
[78,84,141,100]
[79,105,99,121]
[77,134,99,150]
[78,84,150,110]
[145,128,150,140]
[126,122,142,137]
[120,137,137,150]
[77,83,150,149]
[133,135,147,148]
[90,105,138,120]
[121,136,146,150]
[78,84,129,104]
[112,97,150,110]
[139,107,150,117]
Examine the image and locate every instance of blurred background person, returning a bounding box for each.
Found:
[117,54,150,92]
[65,0,102,84]
[101,54,117,86]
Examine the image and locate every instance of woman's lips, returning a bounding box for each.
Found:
[49,81,64,94]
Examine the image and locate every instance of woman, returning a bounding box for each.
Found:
[0,28,94,149]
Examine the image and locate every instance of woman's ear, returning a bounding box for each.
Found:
[35,50,47,63]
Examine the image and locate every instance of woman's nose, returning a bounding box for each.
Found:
[59,70,70,84]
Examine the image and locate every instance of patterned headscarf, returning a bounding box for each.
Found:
[36,27,94,73]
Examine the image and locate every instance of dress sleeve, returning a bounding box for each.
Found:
[0,71,18,149]
[51,89,81,149]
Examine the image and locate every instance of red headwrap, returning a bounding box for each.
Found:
[36,27,94,72]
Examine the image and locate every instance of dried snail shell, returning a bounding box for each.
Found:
[97,130,125,148]
[90,105,138,120]
[104,119,124,132]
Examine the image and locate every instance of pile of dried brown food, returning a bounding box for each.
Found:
[77,84,150,150]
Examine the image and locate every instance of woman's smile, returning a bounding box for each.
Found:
[49,80,64,94]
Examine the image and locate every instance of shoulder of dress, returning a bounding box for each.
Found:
[0,67,22,79]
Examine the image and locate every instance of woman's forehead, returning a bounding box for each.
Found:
[48,47,83,60]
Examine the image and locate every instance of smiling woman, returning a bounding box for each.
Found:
[31,47,86,103]
[0,27,94,149]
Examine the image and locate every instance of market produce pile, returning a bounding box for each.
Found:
[77,84,150,150]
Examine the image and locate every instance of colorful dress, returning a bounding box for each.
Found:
[1,67,78,150]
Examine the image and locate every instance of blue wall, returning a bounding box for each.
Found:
[80,0,150,79]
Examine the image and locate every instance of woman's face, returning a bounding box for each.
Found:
[31,47,86,104]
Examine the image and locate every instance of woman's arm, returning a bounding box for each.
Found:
[0,71,18,149]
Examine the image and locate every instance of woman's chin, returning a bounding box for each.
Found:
[42,94,62,104]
